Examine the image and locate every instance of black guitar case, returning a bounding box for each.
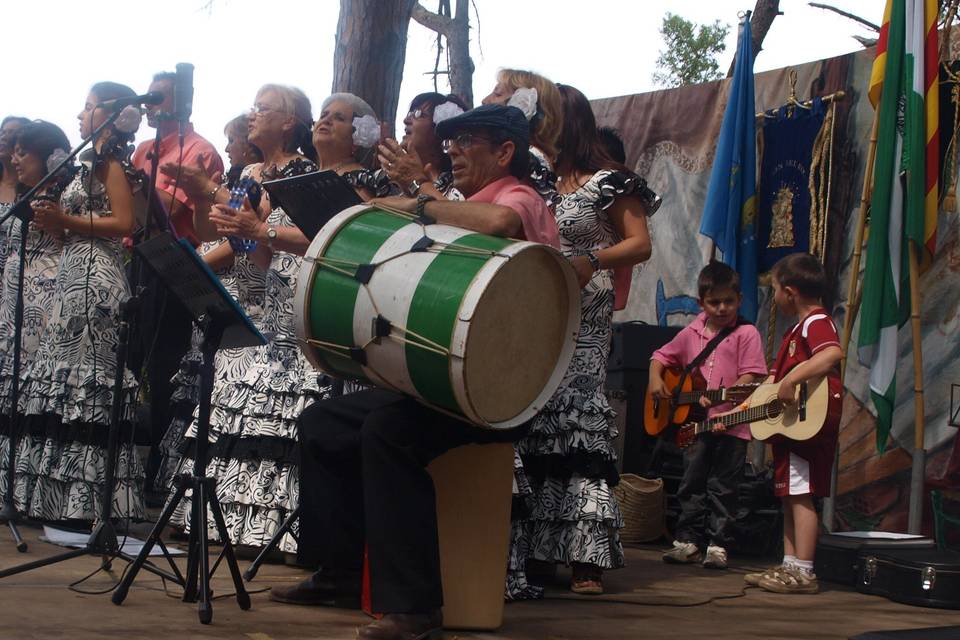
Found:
[856,548,960,610]
[814,533,935,586]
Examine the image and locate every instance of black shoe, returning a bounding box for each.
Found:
[268,568,360,608]
[357,610,443,640]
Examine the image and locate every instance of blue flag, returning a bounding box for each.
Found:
[699,14,758,321]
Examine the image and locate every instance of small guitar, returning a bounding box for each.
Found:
[226,176,262,253]
[644,367,759,436]
[676,375,837,448]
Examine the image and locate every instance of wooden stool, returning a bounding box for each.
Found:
[361,442,514,631]
[429,442,514,630]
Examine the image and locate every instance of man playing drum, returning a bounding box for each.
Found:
[272,104,560,640]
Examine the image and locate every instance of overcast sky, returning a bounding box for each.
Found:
[4,0,883,159]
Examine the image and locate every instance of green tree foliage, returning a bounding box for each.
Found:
[653,13,730,88]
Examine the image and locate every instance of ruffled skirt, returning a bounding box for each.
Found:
[168,345,325,552]
[512,280,624,580]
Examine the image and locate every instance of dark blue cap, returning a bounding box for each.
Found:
[435,104,529,151]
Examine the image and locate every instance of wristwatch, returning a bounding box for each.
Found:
[266,225,278,248]
[416,194,436,220]
[586,251,601,271]
[408,178,423,195]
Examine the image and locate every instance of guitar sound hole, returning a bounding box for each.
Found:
[765,400,783,421]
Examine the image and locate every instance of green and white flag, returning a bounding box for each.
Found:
[858,0,928,453]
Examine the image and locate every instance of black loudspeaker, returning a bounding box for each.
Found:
[606,322,681,475]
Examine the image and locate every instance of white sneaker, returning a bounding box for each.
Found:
[703,545,728,569]
[662,541,701,564]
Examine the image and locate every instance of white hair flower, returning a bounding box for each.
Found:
[352,114,381,148]
[432,101,464,124]
[507,87,539,121]
[114,105,143,135]
[46,148,69,174]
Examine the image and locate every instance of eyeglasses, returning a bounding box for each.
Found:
[250,104,281,117]
[441,133,490,153]
[405,108,433,121]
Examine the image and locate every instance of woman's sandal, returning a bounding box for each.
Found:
[570,563,603,595]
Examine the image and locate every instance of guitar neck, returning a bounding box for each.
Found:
[688,401,777,437]
[675,388,728,405]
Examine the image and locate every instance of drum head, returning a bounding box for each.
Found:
[463,246,573,424]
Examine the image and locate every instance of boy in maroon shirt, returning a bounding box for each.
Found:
[747,253,843,594]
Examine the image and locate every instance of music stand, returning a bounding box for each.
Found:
[111,233,265,624]
[261,169,361,240]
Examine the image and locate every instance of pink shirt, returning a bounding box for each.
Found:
[133,124,224,245]
[468,176,560,248]
[651,313,768,439]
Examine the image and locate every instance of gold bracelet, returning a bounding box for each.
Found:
[207,184,222,202]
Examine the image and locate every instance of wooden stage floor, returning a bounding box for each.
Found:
[0,523,957,640]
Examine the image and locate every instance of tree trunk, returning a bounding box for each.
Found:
[728,0,782,76]
[412,0,475,107]
[333,0,418,136]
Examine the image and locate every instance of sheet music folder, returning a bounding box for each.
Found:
[135,233,266,350]
[261,170,363,240]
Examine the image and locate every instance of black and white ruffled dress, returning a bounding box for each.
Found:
[0,202,64,507]
[515,169,650,580]
[184,158,327,551]
[0,202,14,287]
[16,157,143,521]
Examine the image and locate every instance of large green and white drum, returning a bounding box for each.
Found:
[294,204,580,429]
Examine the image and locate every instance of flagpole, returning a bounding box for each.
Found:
[907,239,926,534]
[824,108,881,532]
[839,110,881,381]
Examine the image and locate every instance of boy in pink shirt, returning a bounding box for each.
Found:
[649,262,768,569]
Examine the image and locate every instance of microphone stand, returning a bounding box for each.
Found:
[0,106,180,585]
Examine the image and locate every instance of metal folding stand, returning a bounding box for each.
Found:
[0,106,180,578]
[111,232,265,624]
[0,200,35,553]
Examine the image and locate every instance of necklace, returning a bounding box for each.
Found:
[699,325,718,388]
[321,160,348,174]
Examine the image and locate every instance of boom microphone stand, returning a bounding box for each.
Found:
[0,105,181,584]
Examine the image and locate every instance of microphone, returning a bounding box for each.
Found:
[98,91,164,111]
[174,62,194,126]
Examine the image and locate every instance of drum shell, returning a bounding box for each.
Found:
[294,205,579,429]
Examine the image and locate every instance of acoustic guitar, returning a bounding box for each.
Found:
[643,367,758,436]
[677,375,839,448]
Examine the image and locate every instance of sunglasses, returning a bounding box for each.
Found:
[441,133,491,153]
[405,108,434,121]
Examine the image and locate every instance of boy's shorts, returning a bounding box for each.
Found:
[772,417,839,498]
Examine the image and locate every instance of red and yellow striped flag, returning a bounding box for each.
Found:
[869,0,939,262]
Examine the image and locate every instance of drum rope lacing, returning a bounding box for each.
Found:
[305,205,512,367]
